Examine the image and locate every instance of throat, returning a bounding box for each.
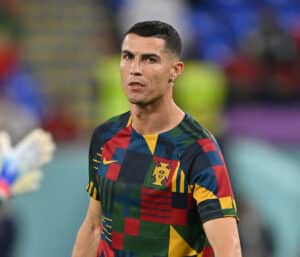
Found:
[130,104,185,135]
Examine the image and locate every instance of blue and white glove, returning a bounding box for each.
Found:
[0,129,55,200]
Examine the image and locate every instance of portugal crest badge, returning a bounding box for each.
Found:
[152,162,171,186]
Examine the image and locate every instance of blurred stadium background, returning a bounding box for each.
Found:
[0,0,300,257]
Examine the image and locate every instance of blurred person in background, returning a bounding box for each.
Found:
[0,0,47,142]
[225,8,300,105]
[0,129,55,257]
[0,3,57,257]
[72,20,242,257]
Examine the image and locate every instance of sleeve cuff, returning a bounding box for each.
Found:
[197,198,238,223]
[86,181,100,200]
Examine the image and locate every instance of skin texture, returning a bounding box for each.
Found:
[72,33,242,257]
[204,217,243,257]
[72,198,101,257]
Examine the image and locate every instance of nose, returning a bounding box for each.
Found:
[130,60,142,75]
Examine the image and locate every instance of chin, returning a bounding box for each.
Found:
[129,98,146,105]
[127,94,161,107]
[127,96,148,106]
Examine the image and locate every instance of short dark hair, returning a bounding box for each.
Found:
[124,20,182,58]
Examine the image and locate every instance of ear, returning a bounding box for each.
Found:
[169,61,184,83]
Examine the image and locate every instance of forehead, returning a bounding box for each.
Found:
[121,33,167,55]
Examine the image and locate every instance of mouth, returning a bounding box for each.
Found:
[128,81,144,87]
[128,81,145,90]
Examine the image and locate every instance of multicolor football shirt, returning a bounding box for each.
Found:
[87,111,237,257]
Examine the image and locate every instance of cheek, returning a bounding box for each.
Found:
[157,66,171,80]
[120,65,128,82]
[151,70,170,85]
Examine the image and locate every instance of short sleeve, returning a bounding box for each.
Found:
[186,137,238,224]
[86,129,101,201]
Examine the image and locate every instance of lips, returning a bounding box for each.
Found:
[128,81,145,92]
[128,81,144,87]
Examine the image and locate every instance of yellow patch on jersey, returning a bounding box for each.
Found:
[168,226,201,257]
[143,134,158,154]
[180,171,185,193]
[171,162,181,192]
[193,184,217,204]
[220,196,234,209]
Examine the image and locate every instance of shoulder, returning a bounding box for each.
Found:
[90,111,131,146]
[180,114,211,140]
[179,114,221,163]
[180,115,224,178]
[179,114,217,150]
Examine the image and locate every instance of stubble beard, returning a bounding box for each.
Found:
[128,93,164,109]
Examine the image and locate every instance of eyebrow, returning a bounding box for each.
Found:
[121,49,161,60]
[121,50,133,56]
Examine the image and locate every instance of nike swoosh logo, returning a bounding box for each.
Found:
[103,158,118,165]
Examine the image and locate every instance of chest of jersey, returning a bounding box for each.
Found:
[95,128,198,226]
[90,119,219,256]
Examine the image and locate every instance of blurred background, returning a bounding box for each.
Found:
[0,0,299,257]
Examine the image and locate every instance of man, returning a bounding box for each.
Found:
[72,20,242,257]
[0,129,55,257]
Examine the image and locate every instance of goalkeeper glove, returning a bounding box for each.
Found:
[0,129,55,200]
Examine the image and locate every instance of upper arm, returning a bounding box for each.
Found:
[203,217,242,257]
[72,197,101,257]
[84,198,102,228]
[184,136,241,256]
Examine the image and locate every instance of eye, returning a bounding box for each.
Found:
[122,52,133,60]
[146,56,157,63]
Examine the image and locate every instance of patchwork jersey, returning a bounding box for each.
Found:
[87,111,237,257]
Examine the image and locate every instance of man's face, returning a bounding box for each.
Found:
[120,33,178,106]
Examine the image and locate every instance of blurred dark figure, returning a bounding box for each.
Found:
[225,9,300,105]
[0,205,17,257]
[237,199,274,257]
[185,0,204,9]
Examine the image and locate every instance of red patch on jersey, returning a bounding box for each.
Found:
[106,163,121,181]
[111,232,124,250]
[213,165,233,197]
[170,208,187,225]
[101,239,115,257]
[103,127,131,159]
[141,187,172,224]
[124,218,140,236]
[202,246,214,257]
[198,138,217,152]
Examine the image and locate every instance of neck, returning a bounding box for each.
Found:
[130,98,184,135]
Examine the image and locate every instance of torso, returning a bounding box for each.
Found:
[87,111,237,257]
